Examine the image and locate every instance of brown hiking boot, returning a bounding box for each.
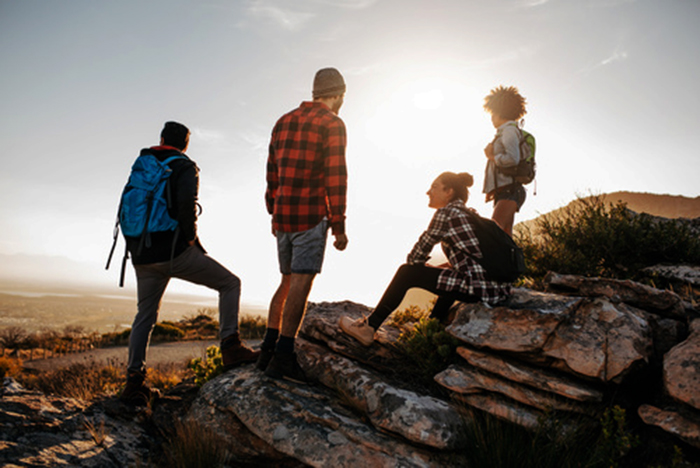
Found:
[222,343,260,371]
[120,372,160,406]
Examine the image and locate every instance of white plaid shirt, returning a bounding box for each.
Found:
[407,200,511,304]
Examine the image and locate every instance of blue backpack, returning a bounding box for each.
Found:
[106,154,186,286]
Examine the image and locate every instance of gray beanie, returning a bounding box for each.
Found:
[313,68,346,98]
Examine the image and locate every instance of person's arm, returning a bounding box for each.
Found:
[265,133,279,235]
[493,125,521,168]
[324,118,348,248]
[407,208,450,264]
[174,162,199,244]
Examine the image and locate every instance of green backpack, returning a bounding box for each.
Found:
[498,125,536,185]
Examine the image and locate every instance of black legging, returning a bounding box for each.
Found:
[367,263,479,330]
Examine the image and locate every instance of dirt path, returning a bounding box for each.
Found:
[22,339,261,371]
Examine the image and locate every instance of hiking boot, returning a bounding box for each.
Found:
[264,352,309,384]
[222,343,261,371]
[256,347,275,371]
[339,315,375,346]
[120,374,161,406]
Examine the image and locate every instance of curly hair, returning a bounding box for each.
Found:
[483,86,527,121]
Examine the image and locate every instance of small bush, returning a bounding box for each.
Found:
[152,322,185,342]
[238,314,267,340]
[0,356,22,378]
[188,345,224,387]
[387,305,429,327]
[393,317,459,389]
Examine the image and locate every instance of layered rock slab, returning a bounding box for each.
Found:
[190,366,463,468]
[447,289,653,382]
[545,271,686,319]
[298,339,466,450]
[639,404,700,450]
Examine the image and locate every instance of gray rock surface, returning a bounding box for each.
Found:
[0,377,148,468]
[447,291,653,382]
[638,404,700,449]
[663,319,700,411]
[191,365,462,468]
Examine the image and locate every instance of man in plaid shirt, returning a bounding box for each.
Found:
[259,68,349,383]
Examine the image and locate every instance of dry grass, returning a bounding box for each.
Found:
[160,419,230,468]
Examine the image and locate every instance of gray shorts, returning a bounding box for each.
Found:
[276,219,329,275]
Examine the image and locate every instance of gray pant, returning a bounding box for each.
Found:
[128,246,240,374]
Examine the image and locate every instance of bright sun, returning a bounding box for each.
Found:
[363,77,488,171]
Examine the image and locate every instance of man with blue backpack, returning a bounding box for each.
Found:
[110,121,259,405]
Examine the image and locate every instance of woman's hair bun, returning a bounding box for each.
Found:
[457,172,474,188]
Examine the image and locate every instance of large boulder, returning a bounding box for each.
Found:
[663,319,700,411]
[189,365,464,468]
[447,289,653,382]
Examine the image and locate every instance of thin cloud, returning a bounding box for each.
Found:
[579,47,629,75]
[247,0,315,31]
[514,0,551,8]
[192,127,228,146]
[311,0,378,8]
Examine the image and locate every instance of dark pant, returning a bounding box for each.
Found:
[128,246,241,374]
[367,264,478,330]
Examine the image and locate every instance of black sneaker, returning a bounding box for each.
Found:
[256,347,275,371]
[264,352,308,384]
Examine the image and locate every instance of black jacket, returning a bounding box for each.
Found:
[125,146,203,265]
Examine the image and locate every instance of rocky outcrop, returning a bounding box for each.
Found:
[446,289,653,382]
[0,377,149,467]
[5,273,700,466]
[191,363,464,467]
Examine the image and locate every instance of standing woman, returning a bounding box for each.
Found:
[483,85,528,236]
[339,171,512,346]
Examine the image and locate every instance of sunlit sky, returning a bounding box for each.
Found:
[1,0,699,308]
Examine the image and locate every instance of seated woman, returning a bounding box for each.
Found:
[339,171,512,346]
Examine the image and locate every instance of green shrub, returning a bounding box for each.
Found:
[393,317,459,388]
[516,195,700,281]
[188,345,224,387]
[459,406,646,468]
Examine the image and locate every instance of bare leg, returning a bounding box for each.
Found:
[492,199,518,236]
[266,274,291,331]
[279,273,316,338]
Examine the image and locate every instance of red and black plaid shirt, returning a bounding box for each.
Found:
[266,101,348,234]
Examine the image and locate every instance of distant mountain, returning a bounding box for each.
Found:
[599,191,700,219]
[516,192,700,234]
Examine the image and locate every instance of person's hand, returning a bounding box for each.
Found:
[484,142,495,159]
[333,233,348,251]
